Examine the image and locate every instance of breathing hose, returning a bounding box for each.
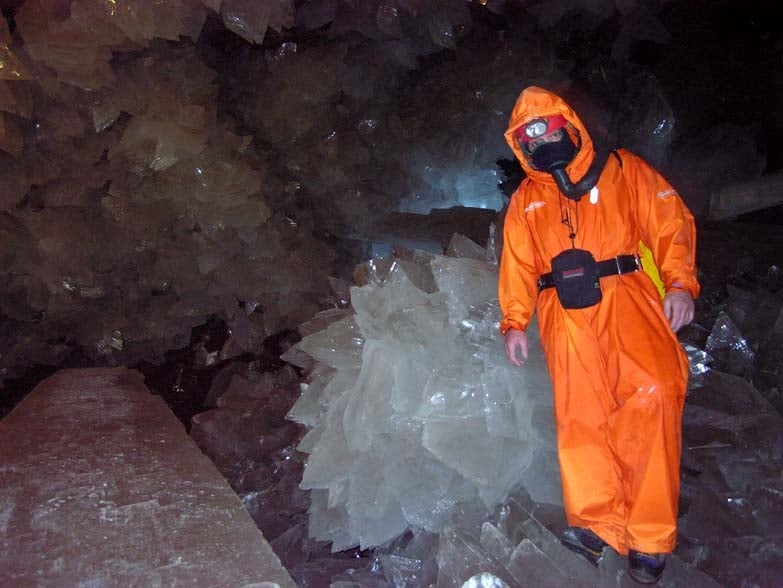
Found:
[549,149,612,201]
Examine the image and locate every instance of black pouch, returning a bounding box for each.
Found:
[550,248,602,309]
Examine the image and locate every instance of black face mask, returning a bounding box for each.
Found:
[530,135,577,172]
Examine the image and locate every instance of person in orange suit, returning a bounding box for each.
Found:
[498,86,699,584]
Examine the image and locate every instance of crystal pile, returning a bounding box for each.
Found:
[283,237,560,552]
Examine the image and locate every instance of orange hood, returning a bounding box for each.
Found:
[504,86,595,186]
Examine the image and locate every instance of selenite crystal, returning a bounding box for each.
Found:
[284,247,561,552]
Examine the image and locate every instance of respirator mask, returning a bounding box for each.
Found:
[518,114,609,202]
[519,115,577,172]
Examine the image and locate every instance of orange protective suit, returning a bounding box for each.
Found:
[498,87,700,555]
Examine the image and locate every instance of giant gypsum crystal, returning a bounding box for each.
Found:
[285,250,560,551]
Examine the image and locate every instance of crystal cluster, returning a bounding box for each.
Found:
[0,1,341,381]
[3,0,764,385]
[283,240,561,551]
[0,0,554,382]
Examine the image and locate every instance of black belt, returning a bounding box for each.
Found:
[538,254,641,290]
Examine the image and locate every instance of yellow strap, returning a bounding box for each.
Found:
[639,241,665,299]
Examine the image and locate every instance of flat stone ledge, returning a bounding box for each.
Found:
[0,367,296,588]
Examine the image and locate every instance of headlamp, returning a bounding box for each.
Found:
[524,119,549,139]
[518,114,568,142]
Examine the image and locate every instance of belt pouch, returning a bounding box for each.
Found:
[550,248,602,309]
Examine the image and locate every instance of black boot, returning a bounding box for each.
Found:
[561,526,608,565]
[628,550,666,584]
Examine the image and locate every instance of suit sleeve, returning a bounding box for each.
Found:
[621,150,700,299]
[498,190,540,334]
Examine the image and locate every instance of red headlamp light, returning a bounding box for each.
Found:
[517,114,568,143]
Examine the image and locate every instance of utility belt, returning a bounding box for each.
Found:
[538,251,641,309]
